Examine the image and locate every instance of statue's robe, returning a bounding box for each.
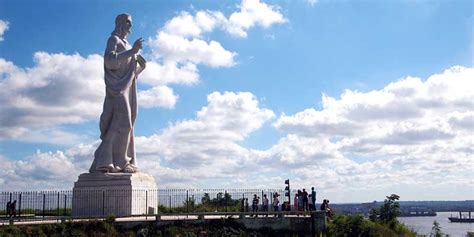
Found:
[90,34,144,172]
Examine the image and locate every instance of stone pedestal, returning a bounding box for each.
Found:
[72,172,157,217]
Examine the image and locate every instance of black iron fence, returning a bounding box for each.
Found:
[0,188,297,222]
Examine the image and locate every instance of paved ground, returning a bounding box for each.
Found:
[0,212,317,226]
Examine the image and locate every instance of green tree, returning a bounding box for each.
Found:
[369,207,379,222]
[430,221,443,237]
[379,194,400,224]
[201,193,210,204]
[368,194,401,229]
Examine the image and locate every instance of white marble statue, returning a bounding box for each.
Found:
[90,13,146,173]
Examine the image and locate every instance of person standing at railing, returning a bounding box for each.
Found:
[311,187,317,210]
[245,198,249,212]
[297,190,303,211]
[272,193,280,212]
[293,193,298,211]
[262,194,269,216]
[251,194,259,215]
[302,188,309,211]
[6,201,11,218]
[10,200,16,218]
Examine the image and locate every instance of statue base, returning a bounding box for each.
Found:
[72,172,158,217]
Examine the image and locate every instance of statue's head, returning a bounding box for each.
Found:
[112,13,132,38]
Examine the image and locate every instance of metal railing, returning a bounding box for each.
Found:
[0,188,298,222]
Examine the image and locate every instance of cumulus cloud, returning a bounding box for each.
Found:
[2,66,473,201]
[0,91,276,190]
[0,20,9,41]
[139,61,199,86]
[226,0,287,38]
[0,53,104,142]
[150,32,236,68]
[135,91,275,182]
[0,52,181,142]
[271,66,474,198]
[275,66,473,141]
[138,86,178,109]
[0,0,287,141]
[146,0,286,96]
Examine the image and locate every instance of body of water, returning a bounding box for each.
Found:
[398,212,473,236]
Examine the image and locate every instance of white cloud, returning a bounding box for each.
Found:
[0,91,276,190]
[0,52,182,143]
[270,66,474,199]
[137,91,275,165]
[0,52,104,142]
[0,0,287,141]
[139,60,199,86]
[138,86,178,109]
[146,0,286,91]
[149,32,236,68]
[2,66,473,201]
[227,0,287,38]
[0,151,80,190]
[162,11,226,38]
[0,20,9,41]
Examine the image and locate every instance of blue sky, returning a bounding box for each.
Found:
[0,0,472,202]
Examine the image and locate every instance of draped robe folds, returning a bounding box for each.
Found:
[89,35,144,173]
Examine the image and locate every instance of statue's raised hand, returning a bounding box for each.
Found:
[132,38,144,54]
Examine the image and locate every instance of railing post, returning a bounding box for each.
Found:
[102,190,105,217]
[156,189,159,215]
[191,194,194,213]
[42,193,46,220]
[225,190,228,212]
[186,190,189,214]
[63,194,67,216]
[145,190,148,219]
[18,193,22,218]
[56,192,60,220]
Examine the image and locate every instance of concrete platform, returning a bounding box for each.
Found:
[72,172,157,217]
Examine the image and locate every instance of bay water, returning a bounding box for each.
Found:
[398,212,473,236]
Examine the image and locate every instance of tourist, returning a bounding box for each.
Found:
[262,194,269,215]
[311,187,316,210]
[302,188,309,211]
[297,190,303,211]
[320,199,333,219]
[293,193,298,211]
[6,201,11,218]
[319,199,327,211]
[273,192,280,215]
[245,198,249,212]
[252,194,259,214]
[10,200,17,218]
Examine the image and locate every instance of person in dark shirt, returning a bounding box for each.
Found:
[311,187,316,210]
[320,199,327,211]
[6,201,11,218]
[245,198,249,212]
[10,200,17,218]
[302,188,309,211]
[252,194,259,215]
[320,199,333,219]
[262,194,269,212]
